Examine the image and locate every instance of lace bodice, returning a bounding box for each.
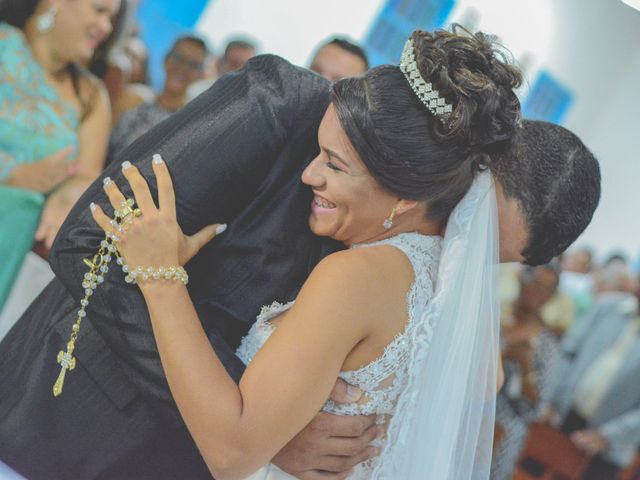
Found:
[236,232,442,478]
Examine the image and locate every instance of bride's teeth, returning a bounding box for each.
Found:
[314,197,335,208]
[314,198,335,208]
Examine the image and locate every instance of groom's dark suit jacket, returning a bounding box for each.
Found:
[0,55,342,479]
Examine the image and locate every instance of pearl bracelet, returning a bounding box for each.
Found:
[118,261,189,285]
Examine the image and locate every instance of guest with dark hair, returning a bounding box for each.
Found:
[107,35,209,162]
[605,252,629,267]
[0,0,120,316]
[309,36,369,81]
[219,38,257,74]
[492,263,562,479]
[187,36,256,100]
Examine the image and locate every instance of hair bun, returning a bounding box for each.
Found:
[410,25,523,154]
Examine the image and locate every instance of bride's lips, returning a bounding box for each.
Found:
[86,31,104,51]
[310,194,336,214]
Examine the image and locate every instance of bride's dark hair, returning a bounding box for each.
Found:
[331,25,522,222]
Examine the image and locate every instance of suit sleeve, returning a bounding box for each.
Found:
[49,55,331,422]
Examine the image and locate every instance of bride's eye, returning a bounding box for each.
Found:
[326,161,342,172]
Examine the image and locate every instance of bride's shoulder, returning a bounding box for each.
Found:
[292,245,414,338]
[301,245,413,302]
[319,243,410,274]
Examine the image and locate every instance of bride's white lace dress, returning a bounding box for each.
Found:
[235,232,442,479]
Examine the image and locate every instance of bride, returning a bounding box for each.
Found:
[91,27,521,479]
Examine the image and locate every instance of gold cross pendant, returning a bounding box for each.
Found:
[53,345,76,397]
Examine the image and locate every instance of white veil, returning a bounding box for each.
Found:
[371,170,500,479]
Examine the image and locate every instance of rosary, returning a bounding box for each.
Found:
[52,198,188,397]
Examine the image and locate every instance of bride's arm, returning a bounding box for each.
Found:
[90,159,377,479]
[140,251,371,479]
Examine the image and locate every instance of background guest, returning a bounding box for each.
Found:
[102,34,155,125]
[545,271,640,479]
[187,36,256,100]
[107,35,209,162]
[492,263,562,480]
[308,36,369,81]
[0,0,119,318]
[560,247,596,321]
[217,37,256,74]
[594,257,634,296]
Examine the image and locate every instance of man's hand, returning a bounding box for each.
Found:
[273,379,380,479]
[571,430,608,456]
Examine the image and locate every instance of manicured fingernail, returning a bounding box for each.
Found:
[152,154,163,165]
[346,384,362,402]
[216,224,227,235]
[103,176,112,185]
[121,161,132,170]
[90,202,97,212]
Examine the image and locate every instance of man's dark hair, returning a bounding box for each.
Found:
[491,120,601,266]
[324,37,369,70]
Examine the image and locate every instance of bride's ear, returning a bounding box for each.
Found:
[395,199,420,216]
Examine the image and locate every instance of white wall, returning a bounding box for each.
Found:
[195,0,640,262]
[196,0,385,66]
[546,0,640,262]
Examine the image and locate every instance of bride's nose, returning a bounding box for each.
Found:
[302,156,325,187]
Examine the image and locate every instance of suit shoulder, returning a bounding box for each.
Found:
[245,55,330,98]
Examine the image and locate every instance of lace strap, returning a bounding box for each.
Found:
[351,232,441,279]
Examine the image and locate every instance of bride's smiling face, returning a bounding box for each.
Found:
[301,104,399,246]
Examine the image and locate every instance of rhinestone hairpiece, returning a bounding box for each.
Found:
[399,39,453,119]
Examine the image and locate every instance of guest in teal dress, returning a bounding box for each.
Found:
[0,0,120,312]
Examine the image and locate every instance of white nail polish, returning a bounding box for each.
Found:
[152,154,163,165]
[215,224,227,235]
[90,202,97,212]
[103,177,112,185]
[121,161,132,170]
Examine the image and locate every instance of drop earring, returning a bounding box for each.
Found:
[36,6,58,33]
[383,207,397,230]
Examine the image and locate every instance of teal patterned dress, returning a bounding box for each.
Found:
[0,22,79,309]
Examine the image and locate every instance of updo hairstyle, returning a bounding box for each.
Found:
[331,25,522,222]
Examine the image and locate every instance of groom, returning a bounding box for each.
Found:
[0,55,600,480]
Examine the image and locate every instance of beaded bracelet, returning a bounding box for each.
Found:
[118,262,189,285]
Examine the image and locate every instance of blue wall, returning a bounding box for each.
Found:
[522,71,574,124]
[364,0,455,66]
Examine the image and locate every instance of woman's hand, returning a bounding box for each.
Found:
[90,154,225,272]
[4,146,76,193]
[35,173,99,250]
[34,184,79,249]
